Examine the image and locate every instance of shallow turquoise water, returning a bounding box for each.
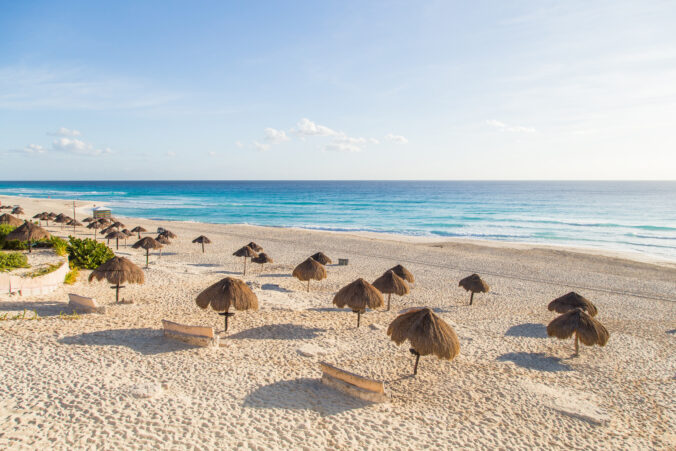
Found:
[1,181,674,260]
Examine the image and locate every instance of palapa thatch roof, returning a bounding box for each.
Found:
[155,235,171,245]
[131,226,146,233]
[0,213,23,227]
[48,212,57,220]
[333,278,384,311]
[547,308,609,347]
[310,252,332,265]
[111,221,125,228]
[247,241,263,252]
[82,217,94,223]
[106,231,127,240]
[292,257,327,282]
[548,292,598,317]
[11,207,24,215]
[252,252,273,264]
[132,236,162,250]
[387,307,460,359]
[159,229,177,239]
[121,228,133,236]
[54,213,68,223]
[373,270,409,296]
[88,256,145,285]
[459,274,489,293]
[100,225,117,235]
[32,213,43,219]
[87,221,102,229]
[6,221,50,241]
[195,277,259,312]
[233,245,258,258]
[389,264,415,284]
[192,235,211,244]
[67,219,83,227]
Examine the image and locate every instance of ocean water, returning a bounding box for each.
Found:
[1,181,675,260]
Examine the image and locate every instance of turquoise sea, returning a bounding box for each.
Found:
[1,181,675,260]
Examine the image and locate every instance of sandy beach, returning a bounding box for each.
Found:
[1,194,674,450]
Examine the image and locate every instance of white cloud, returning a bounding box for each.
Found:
[235,141,244,148]
[264,127,290,143]
[48,127,81,137]
[253,141,270,151]
[293,118,338,136]
[208,151,217,157]
[385,133,409,144]
[22,144,47,154]
[51,137,111,156]
[486,120,536,133]
[167,151,176,157]
[323,142,362,153]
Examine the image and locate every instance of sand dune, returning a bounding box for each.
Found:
[0,195,674,450]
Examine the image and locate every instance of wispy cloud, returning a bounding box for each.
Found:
[51,137,112,156]
[253,141,270,151]
[292,118,338,136]
[385,133,408,144]
[264,127,290,143]
[48,127,81,137]
[486,120,536,133]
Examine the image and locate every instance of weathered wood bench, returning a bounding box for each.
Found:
[319,361,388,402]
[338,258,349,266]
[161,319,220,347]
[68,293,106,314]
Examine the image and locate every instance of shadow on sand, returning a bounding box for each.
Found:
[497,352,571,372]
[307,307,344,312]
[257,273,292,278]
[0,301,72,318]
[261,283,293,293]
[505,323,548,338]
[243,378,372,415]
[228,323,326,340]
[188,263,221,268]
[58,328,202,355]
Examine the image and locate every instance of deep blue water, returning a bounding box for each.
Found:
[1,181,675,260]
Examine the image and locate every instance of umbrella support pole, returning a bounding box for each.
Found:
[116,238,119,250]
[111,284,126,303]
[357,311,361,328]
[201,242,205,253]
[410,348,421,375]
[145,250,149,268]
[469,292,474,306]
[219,312,235,332]
[574,333,579,356]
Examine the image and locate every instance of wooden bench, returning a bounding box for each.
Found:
[161,319,220,347]
[68,293,106,314]
[338,258,349,266]
[319,361,388,402]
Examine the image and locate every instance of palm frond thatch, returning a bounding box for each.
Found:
[252,252,273,264]
[0,213,23,227]
[247,241,263,252]
[192,235,211,244]
[459,273,489,305]
[373,270,409,310]
[547,308,609,355]
[11,207,24,215]
[196,277,259,312]
[159,229,177,239]
[548,292,598,317]
[292,257,327,291]
[88,256,144,302]
[389,264,415,284]
[233,245,257,258]
[387,307,460,374]
[333,278,384,311]
[310,252,332,265]
[6,221,50,252]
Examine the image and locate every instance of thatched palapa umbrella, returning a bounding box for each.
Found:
[247,241,263,252]
[192,235,211,253]
[310,252,332,265]
[83,217,94,223]
[292,257,326,292]
[252,252,273,274]
[54,213,69,229]
[6,221,50,253]
[547,308,609,355]
[387,307,460,375]
[459,273,489,305]
[68,219,83,234]
[233,245,258,276]
[132,236,162,268]
[159,229,177,239]
[389,264,415,284]
[373,270,410,311]
[131,226,146,239]
[88,256,145,303]
[155,234,171,257]
[548,292,598,317]
[195,277,258,332]
[106,231,127,250]
[34,212,50,226]
[333,278,384,327]
[0,213,23,227]
[11,207,24,216]
[87,220,102,240]
[48,212,57,221]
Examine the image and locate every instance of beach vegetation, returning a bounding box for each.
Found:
[0,252,29,272]
[67,237,114,269]
[23,261,64,278]
[58,310,81,320]
[0,309,41,321]
[64,267,80,285]
[50,236,69,257]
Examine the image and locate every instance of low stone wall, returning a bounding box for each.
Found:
[1,258,69,296]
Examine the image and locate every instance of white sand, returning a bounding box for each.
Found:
[1,195,675,450]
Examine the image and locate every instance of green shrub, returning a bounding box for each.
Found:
[0,252,29,271]
[50,236,69,257]
[67,237,114,269]
[64,267,80,285]
[0,224,16,249]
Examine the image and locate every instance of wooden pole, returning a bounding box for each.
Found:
[413,353,420,375]
[115,282,120,303]
[469,292,474,306]
[357,311,361,328]
[145,249,149,268]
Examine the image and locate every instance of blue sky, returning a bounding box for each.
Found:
[1,0,674,180]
